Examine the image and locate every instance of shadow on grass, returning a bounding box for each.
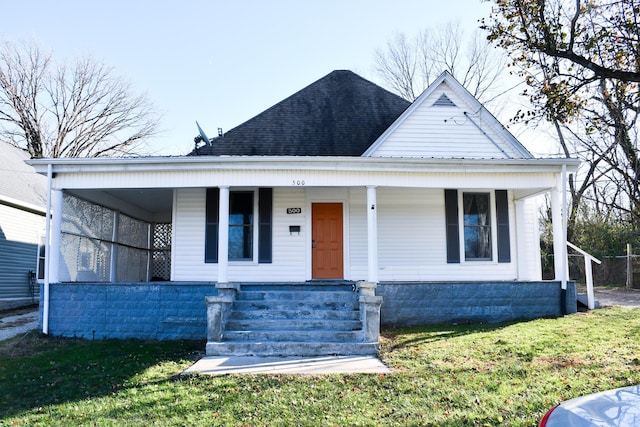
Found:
[380,320,522,351]
[0,332,204,419]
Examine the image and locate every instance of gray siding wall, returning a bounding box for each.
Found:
[0,204,43,300]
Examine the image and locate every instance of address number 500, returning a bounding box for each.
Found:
[292,180,305,186]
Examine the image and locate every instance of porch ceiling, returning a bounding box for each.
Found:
[68,188,173,222]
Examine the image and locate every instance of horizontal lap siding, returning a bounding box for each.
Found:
[348,188,367,280]
[172,188,307,282]
[370,86,521,159]
[173,188,216,281]
[519,197,542,280]
[0,204,43,299]
[364,188,517,281]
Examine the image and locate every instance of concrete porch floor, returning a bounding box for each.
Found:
[183,355,391,375]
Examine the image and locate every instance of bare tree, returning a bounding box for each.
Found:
[0,40,160,158]
[374,21,507,102]
[482,0,640,228]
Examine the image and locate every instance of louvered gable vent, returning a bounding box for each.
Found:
[433,93,456,107]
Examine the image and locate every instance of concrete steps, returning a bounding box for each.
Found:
[206,283,378,357]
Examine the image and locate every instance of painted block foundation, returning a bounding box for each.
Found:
[41,282,217,340]
[377,281,576,327]
[41,281,575,340]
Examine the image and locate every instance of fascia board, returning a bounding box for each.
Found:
[27,156,581,176]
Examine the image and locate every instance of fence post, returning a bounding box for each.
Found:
[627,243,633,290]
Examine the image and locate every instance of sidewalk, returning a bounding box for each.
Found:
[0,309,39,341]
[184,355,391,375]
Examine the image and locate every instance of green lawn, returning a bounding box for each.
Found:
[2,307,640,426]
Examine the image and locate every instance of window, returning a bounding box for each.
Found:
[205,188,272,263]
[444,189,511,264]
[463,193,492,260]
[228,191,254,260]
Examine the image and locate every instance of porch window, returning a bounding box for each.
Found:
[229,191,253,260]
[444,189,511,264]
[463,193,492,260]
[205,188,272,263]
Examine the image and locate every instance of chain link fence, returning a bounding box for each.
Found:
[542,253,640,288]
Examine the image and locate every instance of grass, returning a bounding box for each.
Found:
[2,307,640,426]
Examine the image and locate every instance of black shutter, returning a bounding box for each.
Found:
[495,190,511,263]
[444,189,460,263]
[205,188,219,263]
[258,188,273,263]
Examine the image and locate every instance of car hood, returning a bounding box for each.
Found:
[544,385,640,427]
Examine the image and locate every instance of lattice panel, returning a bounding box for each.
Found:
[152,223,172,281]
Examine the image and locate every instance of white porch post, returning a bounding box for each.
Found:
[551,168,568,289]
[49,189,63,284]
[218,186,230,284]
[366,185,378,283]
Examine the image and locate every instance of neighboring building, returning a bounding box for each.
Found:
[28,70,579,356]
[0,142,46,310]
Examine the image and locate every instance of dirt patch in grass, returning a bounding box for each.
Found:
[0,331,69,359]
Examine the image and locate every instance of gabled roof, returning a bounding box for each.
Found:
[363,71,534,159]
[191,70,410,156]
[0,141,46,211]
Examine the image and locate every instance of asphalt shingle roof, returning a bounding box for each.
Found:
[0,142,46,209]
[191,70,410,156]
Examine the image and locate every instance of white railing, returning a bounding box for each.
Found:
[567,242,602,309]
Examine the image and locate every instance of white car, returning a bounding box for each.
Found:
[540,385,640,426]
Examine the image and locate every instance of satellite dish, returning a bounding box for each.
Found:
[195,121,212,146]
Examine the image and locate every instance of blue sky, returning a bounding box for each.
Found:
[2,1,496,155]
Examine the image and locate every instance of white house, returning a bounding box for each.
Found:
[0,142,46,309]
[28,71,579,356]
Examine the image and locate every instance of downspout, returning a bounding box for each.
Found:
[42,163,52,335]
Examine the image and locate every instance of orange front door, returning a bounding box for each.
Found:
[312,203,344,279]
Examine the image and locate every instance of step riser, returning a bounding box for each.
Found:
[230,309,359,321]
[237,291,357,302]
[206,341,378,357]
[226,319,362,331]
[224,330,362,342]
[234,301,359,311]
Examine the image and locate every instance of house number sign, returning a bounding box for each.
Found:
[287,208,302,215]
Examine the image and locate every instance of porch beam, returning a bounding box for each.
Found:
[366,186,378,283]
[218,186,229,284]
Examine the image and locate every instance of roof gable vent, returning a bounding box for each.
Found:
[432,93,457,107]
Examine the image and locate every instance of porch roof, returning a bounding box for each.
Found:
[28,157,580,215]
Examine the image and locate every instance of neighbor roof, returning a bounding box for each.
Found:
[191,70,410,156]
[0,142,47,210]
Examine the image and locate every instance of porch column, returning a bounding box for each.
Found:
[514,198,527,281]
[366,185,378,283]
[551,171,568,288]
[49,189,63,284]
[217,186,230,284]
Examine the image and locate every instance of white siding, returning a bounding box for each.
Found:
[352,188,518,282]
[173,186,537,283]
[172,187,307,282]
[370,83,523,159]
[515,197,543,281]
